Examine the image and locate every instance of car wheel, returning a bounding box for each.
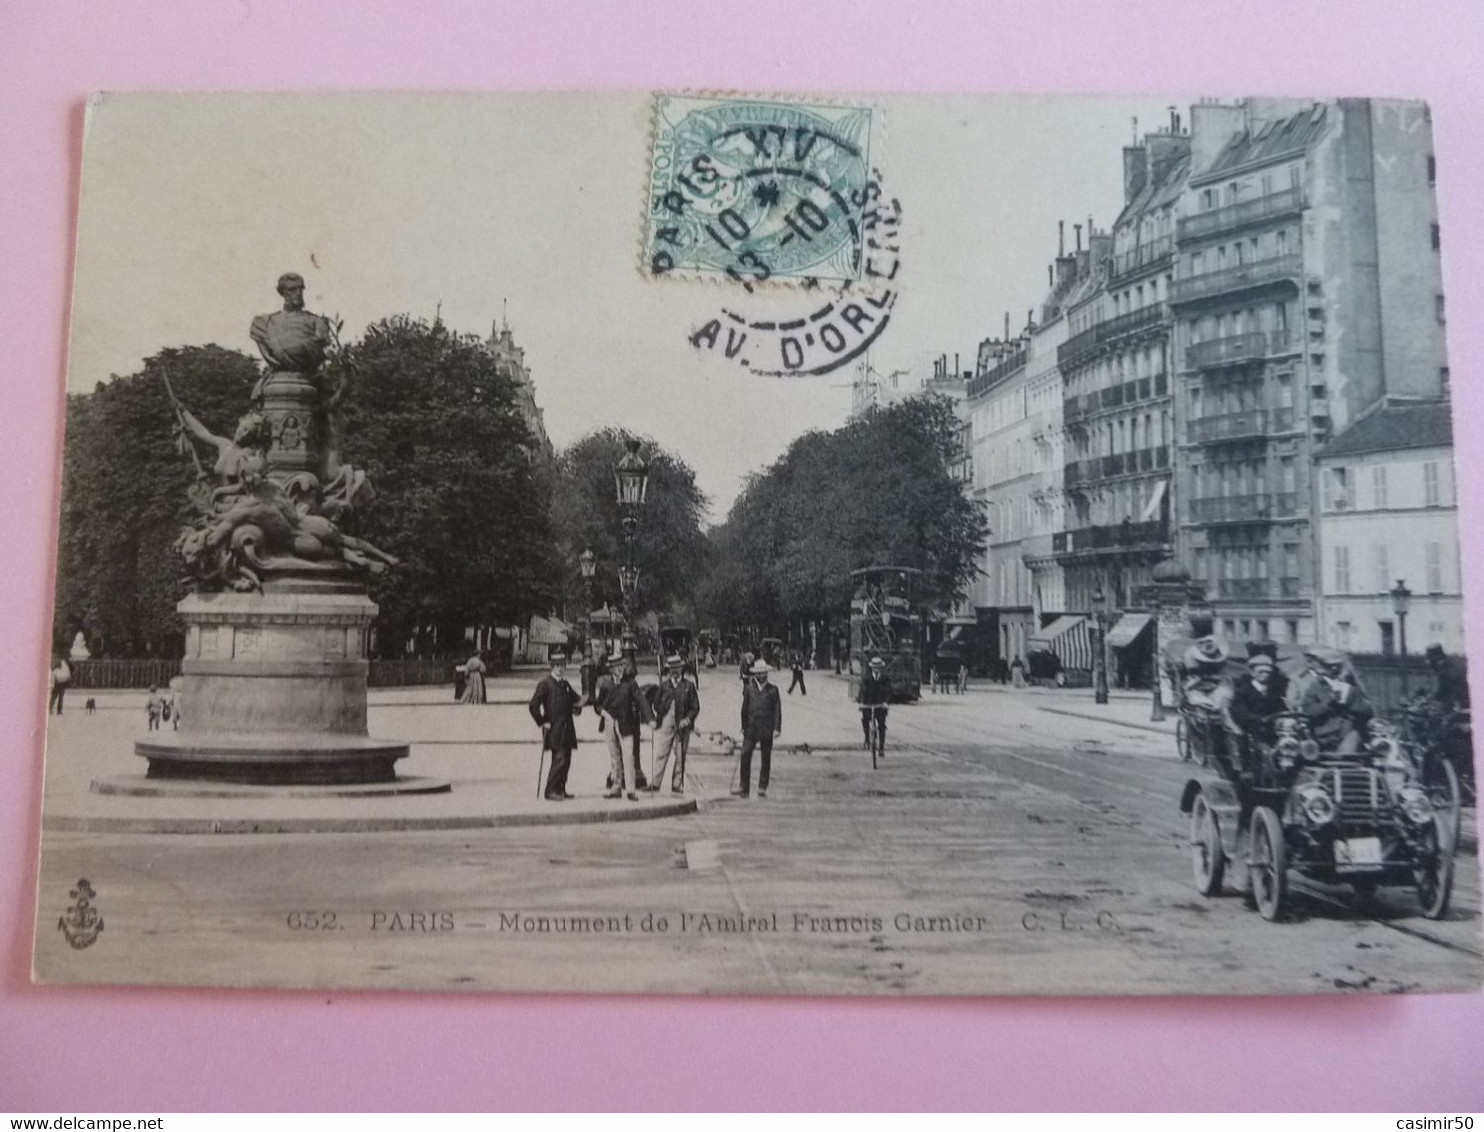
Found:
[1414,816,1456,920]
[1249,806,1286,922]
[1422,756,1463,849]
[1191,794,1225,897]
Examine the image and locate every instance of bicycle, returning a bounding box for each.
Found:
[866,705,887,769]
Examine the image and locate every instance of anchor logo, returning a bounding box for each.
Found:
[58,878,104,950]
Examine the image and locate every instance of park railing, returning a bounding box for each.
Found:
[69,657,463,689]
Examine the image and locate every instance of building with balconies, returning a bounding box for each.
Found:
[1057,124,1187,665]
[1314,399,1460,656]
[1171,98,1447,648]
[486,314,555,461]
[964,331,1039,664]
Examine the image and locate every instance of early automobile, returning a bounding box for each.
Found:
[1178,653,1456,922]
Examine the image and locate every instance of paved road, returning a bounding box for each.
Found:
[35,671,1483,995]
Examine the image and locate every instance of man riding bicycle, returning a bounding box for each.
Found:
[858,655,892,756]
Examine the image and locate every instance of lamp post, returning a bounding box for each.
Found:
[579,546,596,652]
[614,437,650,656]
[1391,578,1413,698]
[1091,585,1110,706]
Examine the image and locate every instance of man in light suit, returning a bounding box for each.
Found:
[648,654,700,795]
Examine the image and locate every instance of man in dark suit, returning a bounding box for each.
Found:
[528,649,584,801]
[529,648,583,801]
[1226,650,1290,774]
[857,655,892,753]
[734,660,782,799]
[648,654,700,794]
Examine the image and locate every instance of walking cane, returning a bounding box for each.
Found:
[535,729,548,799]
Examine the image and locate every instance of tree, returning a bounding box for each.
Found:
[549,429,711,625]
[53,345,261,655]
[698,395,987,632]
[332,315,557,655]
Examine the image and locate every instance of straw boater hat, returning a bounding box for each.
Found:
[664,654,684,669]
[548,647,567,664]
[1247,651,1275,672]
[1183,637,1228,670]
[750,659,771,676]
[869,655,886,670]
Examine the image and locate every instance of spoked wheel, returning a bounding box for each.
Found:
[1190,794,1226,896]
[1421,756,1463,848]
[1176,717,1191,762]
[1414,816,1456,920]
[1248,806,1286,922]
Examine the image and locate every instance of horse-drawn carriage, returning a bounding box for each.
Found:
[1175,640,1457,921]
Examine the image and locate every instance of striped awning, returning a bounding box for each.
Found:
[1106,612,1153,651]
[1027,615,1093,671]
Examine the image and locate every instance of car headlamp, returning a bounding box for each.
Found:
[1297,784,1336,826]
[1397,784,1434,825]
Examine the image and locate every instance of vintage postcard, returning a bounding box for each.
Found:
[33,91,1482,995]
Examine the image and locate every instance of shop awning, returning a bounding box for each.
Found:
[1105,611,1153,651]
[1027,614,1093,671]
[528,615,574,645]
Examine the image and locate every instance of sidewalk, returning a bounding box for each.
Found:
[40,680,707,834]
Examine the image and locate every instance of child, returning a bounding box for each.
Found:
[146,684,163,731]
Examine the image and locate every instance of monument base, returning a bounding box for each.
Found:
[135,588,411,787]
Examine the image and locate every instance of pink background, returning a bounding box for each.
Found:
[3,0,1483,1111]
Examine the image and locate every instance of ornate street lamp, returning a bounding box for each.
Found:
[1391,578,1413,697]
[613,437,650,650]
[1091,585,1110,706]
[578,546,596,657]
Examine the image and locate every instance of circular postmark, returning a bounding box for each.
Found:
[687,170,903,378]
[647,94,874,288]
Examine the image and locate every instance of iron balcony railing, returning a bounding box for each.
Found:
[968,348,1028,398]
[1171,255,1303,305]
[1066,448,1170,483]
[1217,578,1268,600]
[1185,329,1295,370]
[1062,372,1170,427]
[1187,407,1296,443]
[1058,303,1168,368]
[1108,235,1174,283]
[1190,492,1299,524]
[1178,187,1305,242]
[1052,519,1170,558]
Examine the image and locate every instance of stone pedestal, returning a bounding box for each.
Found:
[135,588,409,785]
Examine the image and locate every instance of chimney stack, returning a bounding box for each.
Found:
[1004,312,1010,341]
[1074,223,1083,252]
[1058,220,1065,256]
[954,352,960,377]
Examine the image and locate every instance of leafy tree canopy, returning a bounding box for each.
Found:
[549,428,711,623]
[697,395,986,632]
[333,315,558,655]
[53,345,260,655]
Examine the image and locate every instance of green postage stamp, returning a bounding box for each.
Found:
[645,93,875,286]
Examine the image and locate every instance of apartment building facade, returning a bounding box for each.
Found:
[1170,98,1446,648]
